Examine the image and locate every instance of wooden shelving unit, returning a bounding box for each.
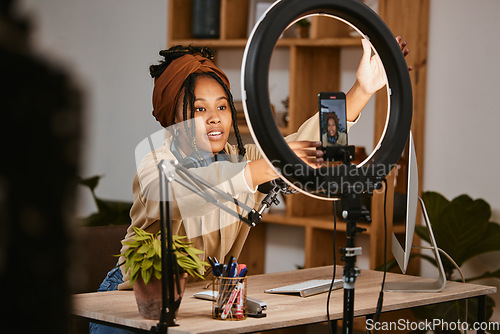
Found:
[166,0,428,275]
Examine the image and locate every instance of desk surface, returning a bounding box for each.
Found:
[73,266,496,333]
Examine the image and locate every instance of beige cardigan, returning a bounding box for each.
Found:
[118,113,355,289]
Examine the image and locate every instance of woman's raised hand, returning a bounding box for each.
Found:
[355,36,412,96]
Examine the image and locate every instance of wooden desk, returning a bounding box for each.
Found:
[73,266,496,333]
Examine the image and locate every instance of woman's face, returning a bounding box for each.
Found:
[327,117,337,136]
[174,76,232,154]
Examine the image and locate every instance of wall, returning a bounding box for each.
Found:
[423,0,500,321]
[425,0,500,221]
[17,0,167,215]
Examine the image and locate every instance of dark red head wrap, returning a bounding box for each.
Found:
[152,54,230,128]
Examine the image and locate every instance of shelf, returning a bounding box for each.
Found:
[167,0,427,274]
[262,211,406,234]
[168,37,361,49]
[236,125,291,137]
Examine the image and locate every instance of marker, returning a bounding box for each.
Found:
[221,283,241,319]
[235,283,244,319]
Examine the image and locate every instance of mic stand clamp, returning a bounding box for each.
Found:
[256,179,296,216]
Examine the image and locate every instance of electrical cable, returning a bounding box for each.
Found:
[327,200,338,334]
[372,178,388,333]
[414,245,468,333]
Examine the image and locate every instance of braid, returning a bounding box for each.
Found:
[149,45,215,79]
[180,74,205,162]
[205,72,247,161]
[187,75,206,163]
[181,77,190,129]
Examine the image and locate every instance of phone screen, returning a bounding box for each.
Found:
[318,92,347,147]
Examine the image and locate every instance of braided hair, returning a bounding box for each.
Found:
[150,45,246,161]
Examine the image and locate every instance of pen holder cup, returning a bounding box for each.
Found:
[212,276,247,320]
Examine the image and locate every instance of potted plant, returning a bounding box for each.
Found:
[78,175,132,227]
[412,192,500,332]
[295,18,311,38]
[121,226,209,320]
[382,191,500,333]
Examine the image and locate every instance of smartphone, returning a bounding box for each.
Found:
[318,92,348,147]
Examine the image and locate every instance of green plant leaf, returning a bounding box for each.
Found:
[153,257,162,273]
[192,269,205,280]
[411,191,500,328]
[132,226,149,237]
[120,226,207,282]
[153,239,161,256]
[421,192,498,269]
[78,175,102,192]
[415,225,430,244]
[137,244,150,254]
[466,268,500,282]
[176,255,199,269]
[146,247,156,258]
[122,240,140,248]
[465,222,500,261]
[124,247,136,258]
[132,252,144,262]
[78,175,133,226]
[132,235,153,242]
[185,246,204,257]
[422,191,450,226]
[142,257,153,270]
[415,253,438,268]
[130,263,140,283]
[412,296,496,327]
[142,266,153,285]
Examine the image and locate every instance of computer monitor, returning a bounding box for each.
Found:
[391,131,418,274]
[385,131,446,292]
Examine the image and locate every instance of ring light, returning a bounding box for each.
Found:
[241,0,412,198]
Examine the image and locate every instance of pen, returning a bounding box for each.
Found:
[224,256,234,277]
[229,261,237,277]
[208,257,221,277]
[218,255,234,311]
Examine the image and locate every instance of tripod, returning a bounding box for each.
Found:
[324,146,381,334]
[339,190,372,334]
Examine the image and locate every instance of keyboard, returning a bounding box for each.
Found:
[265,279,343,298]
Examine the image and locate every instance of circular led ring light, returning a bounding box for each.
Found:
[241,0,412,198]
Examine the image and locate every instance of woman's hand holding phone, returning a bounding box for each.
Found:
[245,141,323,189]
[288,141,324,169]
